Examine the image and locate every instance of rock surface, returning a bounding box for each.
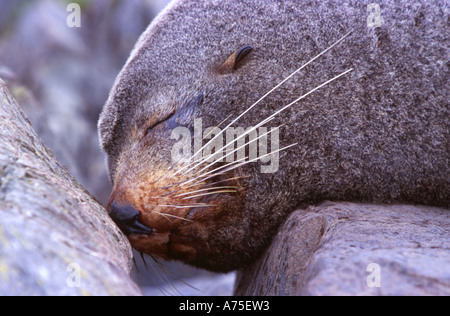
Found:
[0,0,234,296]
[235,202,450,296]
[0,79,141,296]
[0,0,170,205]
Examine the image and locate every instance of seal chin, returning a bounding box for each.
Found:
[129,231,198,262]
[128,232,171,259]
[106,170,244,270]
[131,204,209,262]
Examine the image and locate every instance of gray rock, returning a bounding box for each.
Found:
[0,79,141,296]
[0,0,173,206]
[235,202,450,296]
[140,271,236,296]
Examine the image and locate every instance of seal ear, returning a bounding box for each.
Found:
[217,45,253,75]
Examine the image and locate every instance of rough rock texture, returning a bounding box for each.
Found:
[0,79,141,296]
[0,0,170,205]
[0,0,232,295]
[235,202,449,296]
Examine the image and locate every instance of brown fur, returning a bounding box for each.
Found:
[99,0,449,272]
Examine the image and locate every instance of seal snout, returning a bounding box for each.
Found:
[108,203,153,236]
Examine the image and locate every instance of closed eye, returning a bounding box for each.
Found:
[145,92,204,136]
[145,112,176,135]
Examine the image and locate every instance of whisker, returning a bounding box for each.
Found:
[157,179,191,192]
[257,69,354,127]
[158,188,183,198]
[153,211,173,223]
[154,68,352,194]
[186,176,251,190]
[186,172,237,189]
[180,190,238,201]
[157,204,216,208]
[139,252,149,274]
[161,160,246,192]
[189,143,298,186]
[186,68,352,179]
[158,183,237,199]
[177,61,352,179]
[172,30,353,176]
[166,114,234,173]
[181,117,277,175]
[180,157,248,187]
[132,256,140,274]
[150,33,353,196]
[173,186,238,198]
[154,211,194,223]
[199,69,354,177]
[137,253,171,296]
[228,143,299,171]
[189,124,283,177]
[153,258,201,295]
[150,256,183,296]
[203,113,234,140]
[182,166,250,190]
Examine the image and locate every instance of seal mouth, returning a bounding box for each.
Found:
[109,203,153,236]
[106,158,245,264]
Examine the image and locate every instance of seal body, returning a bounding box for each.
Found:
[99,0,449,272]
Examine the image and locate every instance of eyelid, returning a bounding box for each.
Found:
[145,111,176,135]
[144,92,204,137]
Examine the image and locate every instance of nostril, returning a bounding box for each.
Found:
[109,203,153,236]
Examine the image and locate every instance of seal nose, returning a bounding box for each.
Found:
[108,203,153,236]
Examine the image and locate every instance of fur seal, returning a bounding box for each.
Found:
[98,0,449,272]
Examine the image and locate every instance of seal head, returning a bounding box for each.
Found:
[99,0,449,272]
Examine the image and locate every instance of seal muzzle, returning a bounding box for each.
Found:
[109,203,153,236]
